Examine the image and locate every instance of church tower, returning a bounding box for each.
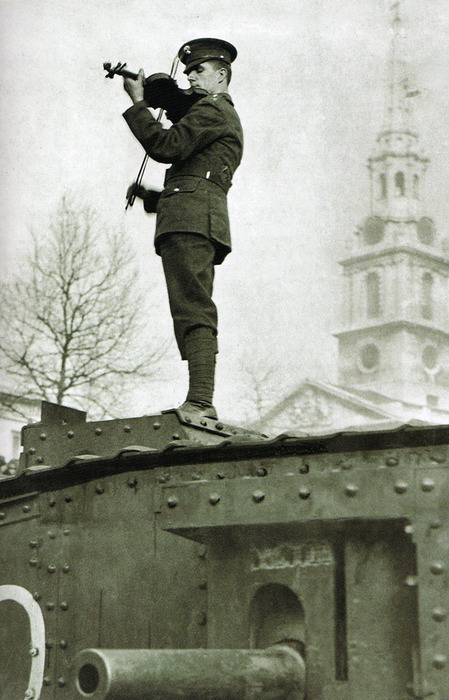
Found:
[335,3,449,412]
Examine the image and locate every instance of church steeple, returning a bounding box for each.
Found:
[335,2,449,412]
[368,1,428,222]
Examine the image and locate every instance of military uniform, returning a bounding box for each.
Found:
[123,90,243,265]
[122,38,243,417]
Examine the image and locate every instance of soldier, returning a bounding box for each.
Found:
[122,38,243,420]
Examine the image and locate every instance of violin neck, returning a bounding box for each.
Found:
[117,68,139,80]
[103,63,139,80]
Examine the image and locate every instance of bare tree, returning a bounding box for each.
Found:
[236,351,289,424]
[0,194,167,418]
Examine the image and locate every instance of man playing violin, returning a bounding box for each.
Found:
[122,38,243,420]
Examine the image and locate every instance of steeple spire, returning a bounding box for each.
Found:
[385,1,411,130]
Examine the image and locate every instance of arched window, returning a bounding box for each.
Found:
[379,173,387,199]
[413,174,419,199]
[421,273,433,319]
[366,272,380,318]
[395,171,405,196]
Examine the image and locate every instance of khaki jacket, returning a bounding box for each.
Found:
[123,93,243,264]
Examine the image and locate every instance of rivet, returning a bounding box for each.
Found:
[29,540,39,548]
[429,519,442,529]
[394,480,408,494]
[45,640,53,649]
[29,647,39,657]
[252,490,265,503]
[196,611,207,626]
[0,512,6,520]
[29,447,36,455]
[124,425,131,433]
[197,545,207,559]
[172,433,181,440]
[404,524,414,535]
[24,689,35,700]
[432,654,447,670]
[421,478,435,492]
[200,420,208,427]
[153,422,161,430]
[59,639,67,649]
[60,601,68,610]
[48,531,56,539]
[95,427,103,435]
[95,483,105,495]
[432,607,447,622]
[57,677,66,687]
[47,565,56,574]
[46,602,55,610]
[216,422,224,430]
[185,416,192,423]
[216,472,226,480]
[39,433,47,441]
[430,453,446,464]
[167,496,178,508]
[43,676,51,686]
[127,477,138,488]
[33,592,41,601]
[65,496,72,503]
[29,559,38,567]
[405,575,418,587]
[63,528,71,536]
[62,565,70,573]
[35,456,43,464]
[48,498,56,507]
[199,580,208,590]
[67,430,74,439]
[209,493,220,505]
[158,475,168,484]
[345,484,359,497]
[298,486,311,500]
[256,467,268,477]
[385,457,398,467]
[430,561,445,575]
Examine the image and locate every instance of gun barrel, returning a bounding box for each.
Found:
[71,645,305,700]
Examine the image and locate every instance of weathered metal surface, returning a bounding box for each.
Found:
[20,401,266,471]
[159,469,416,533]
[0,492,40,527]
[0,420,448,699]
[70,646,305,700]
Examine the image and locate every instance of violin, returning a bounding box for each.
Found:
[103,62,207,123]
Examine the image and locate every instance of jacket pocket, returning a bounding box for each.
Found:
[163,178,201,196]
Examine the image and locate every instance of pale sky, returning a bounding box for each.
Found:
[1,0,448,421]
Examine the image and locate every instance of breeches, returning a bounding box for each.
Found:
[159,233,218,359]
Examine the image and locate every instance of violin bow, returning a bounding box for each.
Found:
[125,54,180,210]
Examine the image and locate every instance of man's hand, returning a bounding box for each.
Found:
[126,183,161,213]
[123,69,145,104]
[126,182,148,200]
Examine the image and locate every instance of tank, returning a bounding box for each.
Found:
[0,401,448,699]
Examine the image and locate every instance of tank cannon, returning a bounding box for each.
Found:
[71,646,305,700]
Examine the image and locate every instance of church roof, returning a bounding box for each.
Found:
[252,378,449,436]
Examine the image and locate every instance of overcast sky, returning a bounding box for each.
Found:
[1,0,448,421]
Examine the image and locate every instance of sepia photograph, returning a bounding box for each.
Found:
[0,0,448,697]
